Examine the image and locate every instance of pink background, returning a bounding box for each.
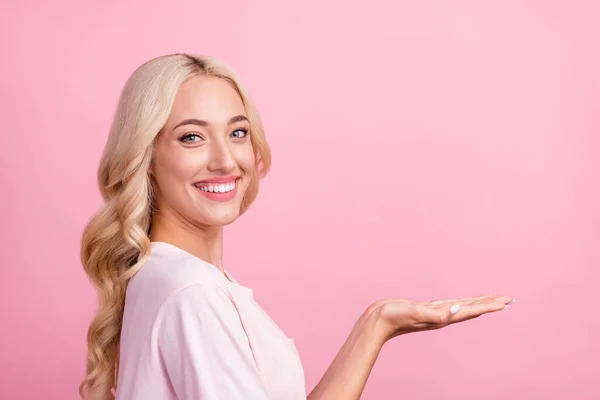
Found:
[1,1,598,399]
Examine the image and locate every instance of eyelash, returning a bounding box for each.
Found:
[179,128,249,143]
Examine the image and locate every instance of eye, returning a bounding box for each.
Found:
[231,128,248,139]
[179,133,204,143]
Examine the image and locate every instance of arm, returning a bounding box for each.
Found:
[307,307,386,400]
[307,294,514,400]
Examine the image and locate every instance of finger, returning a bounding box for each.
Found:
[415,304,455,326]
[429,295,497,306]
[449,301,507,322]
[431,294,514,307]
[470,295,514,306]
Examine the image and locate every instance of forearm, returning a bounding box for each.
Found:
[307,308,387,400]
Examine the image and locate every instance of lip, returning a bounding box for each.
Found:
[194,175,240,185]
[193,178,239,203]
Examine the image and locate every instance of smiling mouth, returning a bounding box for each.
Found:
[193,178,239,193]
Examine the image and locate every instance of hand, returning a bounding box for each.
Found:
[366,294,514,343]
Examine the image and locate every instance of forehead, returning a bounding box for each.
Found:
[167,76,246,125]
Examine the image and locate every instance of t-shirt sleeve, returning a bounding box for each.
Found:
[157,284,269,399]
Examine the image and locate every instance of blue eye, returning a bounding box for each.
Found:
[231,129,248,138]
[180,133,203,143]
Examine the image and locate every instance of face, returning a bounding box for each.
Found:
[151,76,255,228]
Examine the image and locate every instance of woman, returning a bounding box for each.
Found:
[79,53,514,400]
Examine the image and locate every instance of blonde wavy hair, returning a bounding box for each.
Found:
[79,54,272,399]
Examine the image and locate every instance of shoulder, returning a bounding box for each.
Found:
[124,244,230,318]
[158,282,237,325]
[156,283,248,352]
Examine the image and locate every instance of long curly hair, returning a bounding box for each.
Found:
[79,54,272,399]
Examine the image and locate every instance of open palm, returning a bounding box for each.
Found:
[368,294,514,342]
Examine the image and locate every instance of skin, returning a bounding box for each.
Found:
[307,295,513,399]
[149,75,254,272]
[148,75,515,399]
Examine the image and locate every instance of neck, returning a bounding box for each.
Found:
[149,212,225,272]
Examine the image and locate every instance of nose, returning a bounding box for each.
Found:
[206,137,236,173]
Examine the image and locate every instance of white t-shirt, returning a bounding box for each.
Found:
[115,241,306,399]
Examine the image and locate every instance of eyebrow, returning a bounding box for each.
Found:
[173,115,249,130]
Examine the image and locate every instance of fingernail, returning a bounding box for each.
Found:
[450,304,460,315]
[510,299,516,304]
[503,305,508,310]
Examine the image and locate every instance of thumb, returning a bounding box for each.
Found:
[418,303,460,325]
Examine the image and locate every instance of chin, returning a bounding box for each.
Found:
[199,206,242,227]
[212,214,240,227]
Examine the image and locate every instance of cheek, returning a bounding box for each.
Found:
[155,148,204,187]
[237,144,256,173]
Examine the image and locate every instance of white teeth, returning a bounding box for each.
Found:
[196,180,236,193]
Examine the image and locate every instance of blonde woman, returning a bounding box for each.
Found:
[79,53,514,400]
